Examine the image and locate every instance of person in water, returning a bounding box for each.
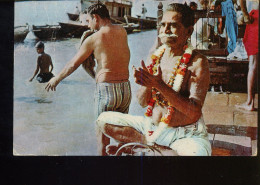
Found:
[45,2,132,118]
[29,41,54,83]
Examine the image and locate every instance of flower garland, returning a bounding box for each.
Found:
[145,43,193,144]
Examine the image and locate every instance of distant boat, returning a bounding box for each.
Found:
[32,25,61,40]
[112,15,157,29]
[58,22,89,38]
[67,13,79,21]
[126,16,157,29]
[122,23,140,33]
[14,25,29,42]
[80,0,157,29]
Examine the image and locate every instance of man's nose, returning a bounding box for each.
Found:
[163,23,171,34]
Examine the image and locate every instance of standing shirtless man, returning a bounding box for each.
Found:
[45,3,131,117]
[96,3,211,156]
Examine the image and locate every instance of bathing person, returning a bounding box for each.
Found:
[29,41,54,83]
[236,0,258,111]
[45,2,131,117]
[96,3,211,156]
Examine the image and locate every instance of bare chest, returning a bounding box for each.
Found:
[160,54,181,82]
[159,54,190,93]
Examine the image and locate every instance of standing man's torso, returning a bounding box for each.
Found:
[92,25,130,83]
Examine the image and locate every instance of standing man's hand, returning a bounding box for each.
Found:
[133,60,163,89]
[29,78,33,82]
[45,77,60,92]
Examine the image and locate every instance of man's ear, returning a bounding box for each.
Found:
[93,14,99,22]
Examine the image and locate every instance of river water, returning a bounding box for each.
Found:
[14,6,157,155]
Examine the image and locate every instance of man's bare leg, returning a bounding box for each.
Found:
[96,128,110,156]
[236,54,258,111]
[98,123,146,155]
[98,123,178,156]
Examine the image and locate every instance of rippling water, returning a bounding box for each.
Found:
[14,30,158,155]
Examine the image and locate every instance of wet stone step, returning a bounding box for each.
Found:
[212,134,252,156]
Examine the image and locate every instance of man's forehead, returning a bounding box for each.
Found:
[86,13,92,18]
[161,11,182,22]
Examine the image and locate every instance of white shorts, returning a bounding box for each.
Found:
[97,112,212,156]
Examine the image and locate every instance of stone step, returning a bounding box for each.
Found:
[206,125,257,140]
[208,133,252,156]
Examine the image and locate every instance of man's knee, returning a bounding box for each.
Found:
[96,112,113,131]
[170,138,211,156]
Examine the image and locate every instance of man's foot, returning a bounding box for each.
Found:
[235,103,256,111]
[105,144,124,155]
[105,143,161,156]
[153,143,178,156]
[106,143,178,156]
[106,143,140,155]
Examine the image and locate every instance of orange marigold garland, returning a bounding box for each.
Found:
[145,43,193,145]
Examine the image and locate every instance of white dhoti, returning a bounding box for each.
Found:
[96,112,212,156]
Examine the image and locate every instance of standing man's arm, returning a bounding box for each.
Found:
[45,35,95,91]
[29,57,40,82]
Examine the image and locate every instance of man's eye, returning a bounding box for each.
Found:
[169,23,177,28]
[160,23,165,27]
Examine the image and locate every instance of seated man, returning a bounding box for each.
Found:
[96,3,211,156]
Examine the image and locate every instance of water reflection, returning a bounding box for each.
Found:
[14,96,52,104]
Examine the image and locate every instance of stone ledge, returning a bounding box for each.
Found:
[206,124,257,140]
[209,133,252,156]
[214,134,251,147]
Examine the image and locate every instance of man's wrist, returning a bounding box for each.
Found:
[141,86,152,92]
[154,79,165,90]
[54,75,62,84]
